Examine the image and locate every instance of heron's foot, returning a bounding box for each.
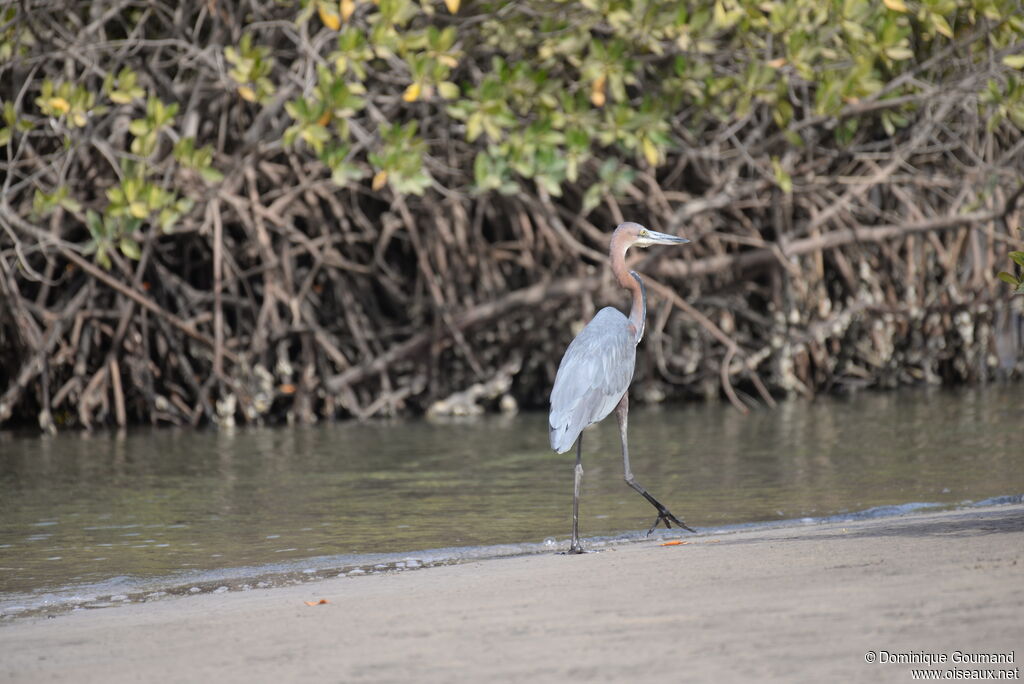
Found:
[646,503,696,536]
[562,541,586,555]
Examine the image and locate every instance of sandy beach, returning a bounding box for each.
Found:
[2,503,1022,683]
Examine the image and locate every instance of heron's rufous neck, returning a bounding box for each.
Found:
[609,230,645,343]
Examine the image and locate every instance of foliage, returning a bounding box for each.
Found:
[998,244,1024,295]
[34,78,104,128]
[1,0,1023,429]
[7,0,1024,244]
[225,33,277,104]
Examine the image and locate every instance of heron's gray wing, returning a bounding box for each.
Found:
[549,308,637,453]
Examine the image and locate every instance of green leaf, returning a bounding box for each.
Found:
[466,112,483,142]
[96,245,111,270]
[582,184,603,213]
[200,167,225,183]
[473,152,489,188]
[535,173,562,197]
[329,163,364,186]
[158,208,178,233]
[437,81,460,100]
[930,14,953,39]
[59,195,81,212]
[881,112,896,136]
[162,102,179,123]
[641,137,660,167]
[1003,55,1024,70]
[771,157,793,194]
[86,210,105,239]
[783,130,804,147]
[997,271,1019,285]
[1010,251,1024,268]
[119,237,142,260]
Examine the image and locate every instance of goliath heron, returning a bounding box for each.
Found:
[549,222,694,553]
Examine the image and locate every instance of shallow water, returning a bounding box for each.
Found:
[1,384,1022,610]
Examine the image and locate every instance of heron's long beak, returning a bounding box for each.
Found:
[637,229,690,247]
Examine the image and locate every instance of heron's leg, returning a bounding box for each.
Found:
[615,394,696,535]
[568,434,585,554]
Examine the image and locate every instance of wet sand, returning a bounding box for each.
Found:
[2,503,1022,683]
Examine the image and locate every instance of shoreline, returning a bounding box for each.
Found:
[2,502,1022,682]
[3,495,1020,620]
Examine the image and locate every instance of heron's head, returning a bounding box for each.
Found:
[614,222,690,249]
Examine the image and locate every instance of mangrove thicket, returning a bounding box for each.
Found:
[1,0,1023,430]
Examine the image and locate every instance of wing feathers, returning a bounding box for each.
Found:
[548,308,637,453]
